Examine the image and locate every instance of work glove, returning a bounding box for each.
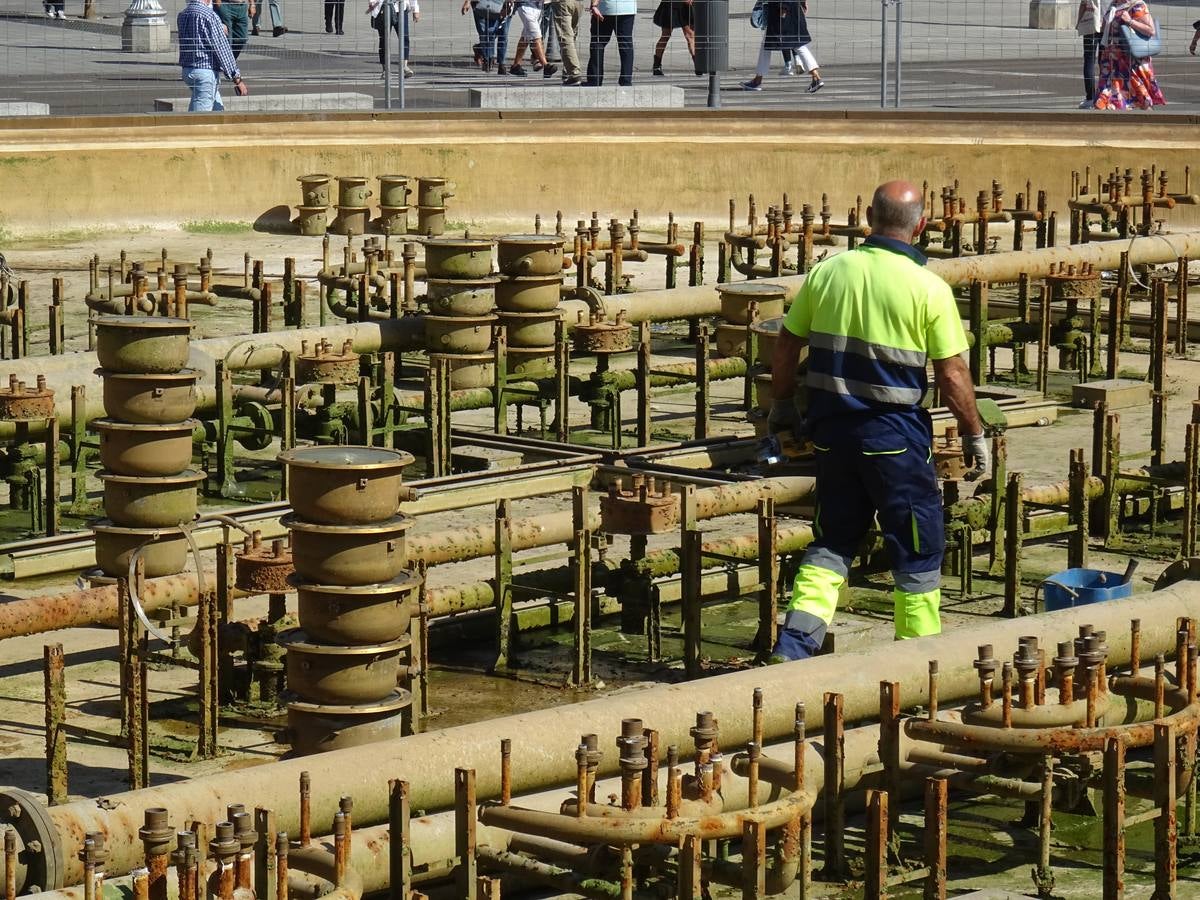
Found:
[767,397,797,436]
[962,433,990,482]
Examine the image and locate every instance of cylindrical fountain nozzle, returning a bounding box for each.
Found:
[138,809,173,857]
[208,823,239,862]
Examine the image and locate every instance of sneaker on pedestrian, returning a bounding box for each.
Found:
[532,61,543,71]
[510,64,528,76]
[781,61,794,76]
[252,25,260,35]
[55,9,65,17]
[543,64,558,79]
[403,63,414,76]
[806,78,824,93]
[563,75,584,85]
[273,26,288,36]
[740,80,763,92]
[1077,97,1093,109]
[652,64,664,76]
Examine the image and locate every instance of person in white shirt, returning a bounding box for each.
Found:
[1076,0,1102,107]
[508,0,558,77]
[369,0,419,76]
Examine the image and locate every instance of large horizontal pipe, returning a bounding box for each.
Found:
[594,230,1200,324]
[0,475,814,639]
[6,232,1197,434]
[12,583,1197,892]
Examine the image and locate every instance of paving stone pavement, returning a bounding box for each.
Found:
[0,0,1198,115]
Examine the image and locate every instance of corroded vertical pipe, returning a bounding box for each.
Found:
[138,809,172,900]
[574,745,588,819]
[299,773,311,848]
[500,741,512,807]
[274,835,288,900]
[665,746,680,820]
[332,814,347,888]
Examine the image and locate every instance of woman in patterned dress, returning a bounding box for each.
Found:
[1093,0,1165,110]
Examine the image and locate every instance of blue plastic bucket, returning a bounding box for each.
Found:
[1041,567,1133,612]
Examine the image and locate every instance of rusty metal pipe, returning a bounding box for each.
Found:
[18,585,1200,892]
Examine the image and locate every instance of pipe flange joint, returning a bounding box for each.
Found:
[139,808,174,857]
[973,645,997,680]
[616,718,648,771]
[689,710,719,752]
[0,786,65,893]
[170,832,196,868]
[208,822,240,861]
[231,811,257,852]
[79,832,109,868]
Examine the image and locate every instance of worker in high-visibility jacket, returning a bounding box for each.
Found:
[768,180,989,661]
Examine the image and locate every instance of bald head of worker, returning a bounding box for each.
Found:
[866,180,926,243]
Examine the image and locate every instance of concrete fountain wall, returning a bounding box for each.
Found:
[0,110,1198,234]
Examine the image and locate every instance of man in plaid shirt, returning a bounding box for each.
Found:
[177,0,251,111]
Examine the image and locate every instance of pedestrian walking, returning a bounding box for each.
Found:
[325,0,346,33]
[370,0,418,76]
[650,0,692,75]
[463,0,511,74]
[251,0,288,37]
[766,181,986,662]
[213,0,254,58]
[43,0,65,18]
[741,0,823,93]
[1076,0,1101,107]
[1093,0,1164,110]
[177,0,250,111]
[550,0,586,84]
[585,0,635,86]
[508,0,557,78]
[1189,18,1199,55]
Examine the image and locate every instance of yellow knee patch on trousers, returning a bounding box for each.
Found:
[893,588,941,639]
[787,564,845,625]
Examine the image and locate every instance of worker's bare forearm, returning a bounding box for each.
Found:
[771,328,806,402]
[933,355,983,436]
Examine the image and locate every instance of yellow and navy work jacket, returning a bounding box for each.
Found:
[781,235,968,434]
